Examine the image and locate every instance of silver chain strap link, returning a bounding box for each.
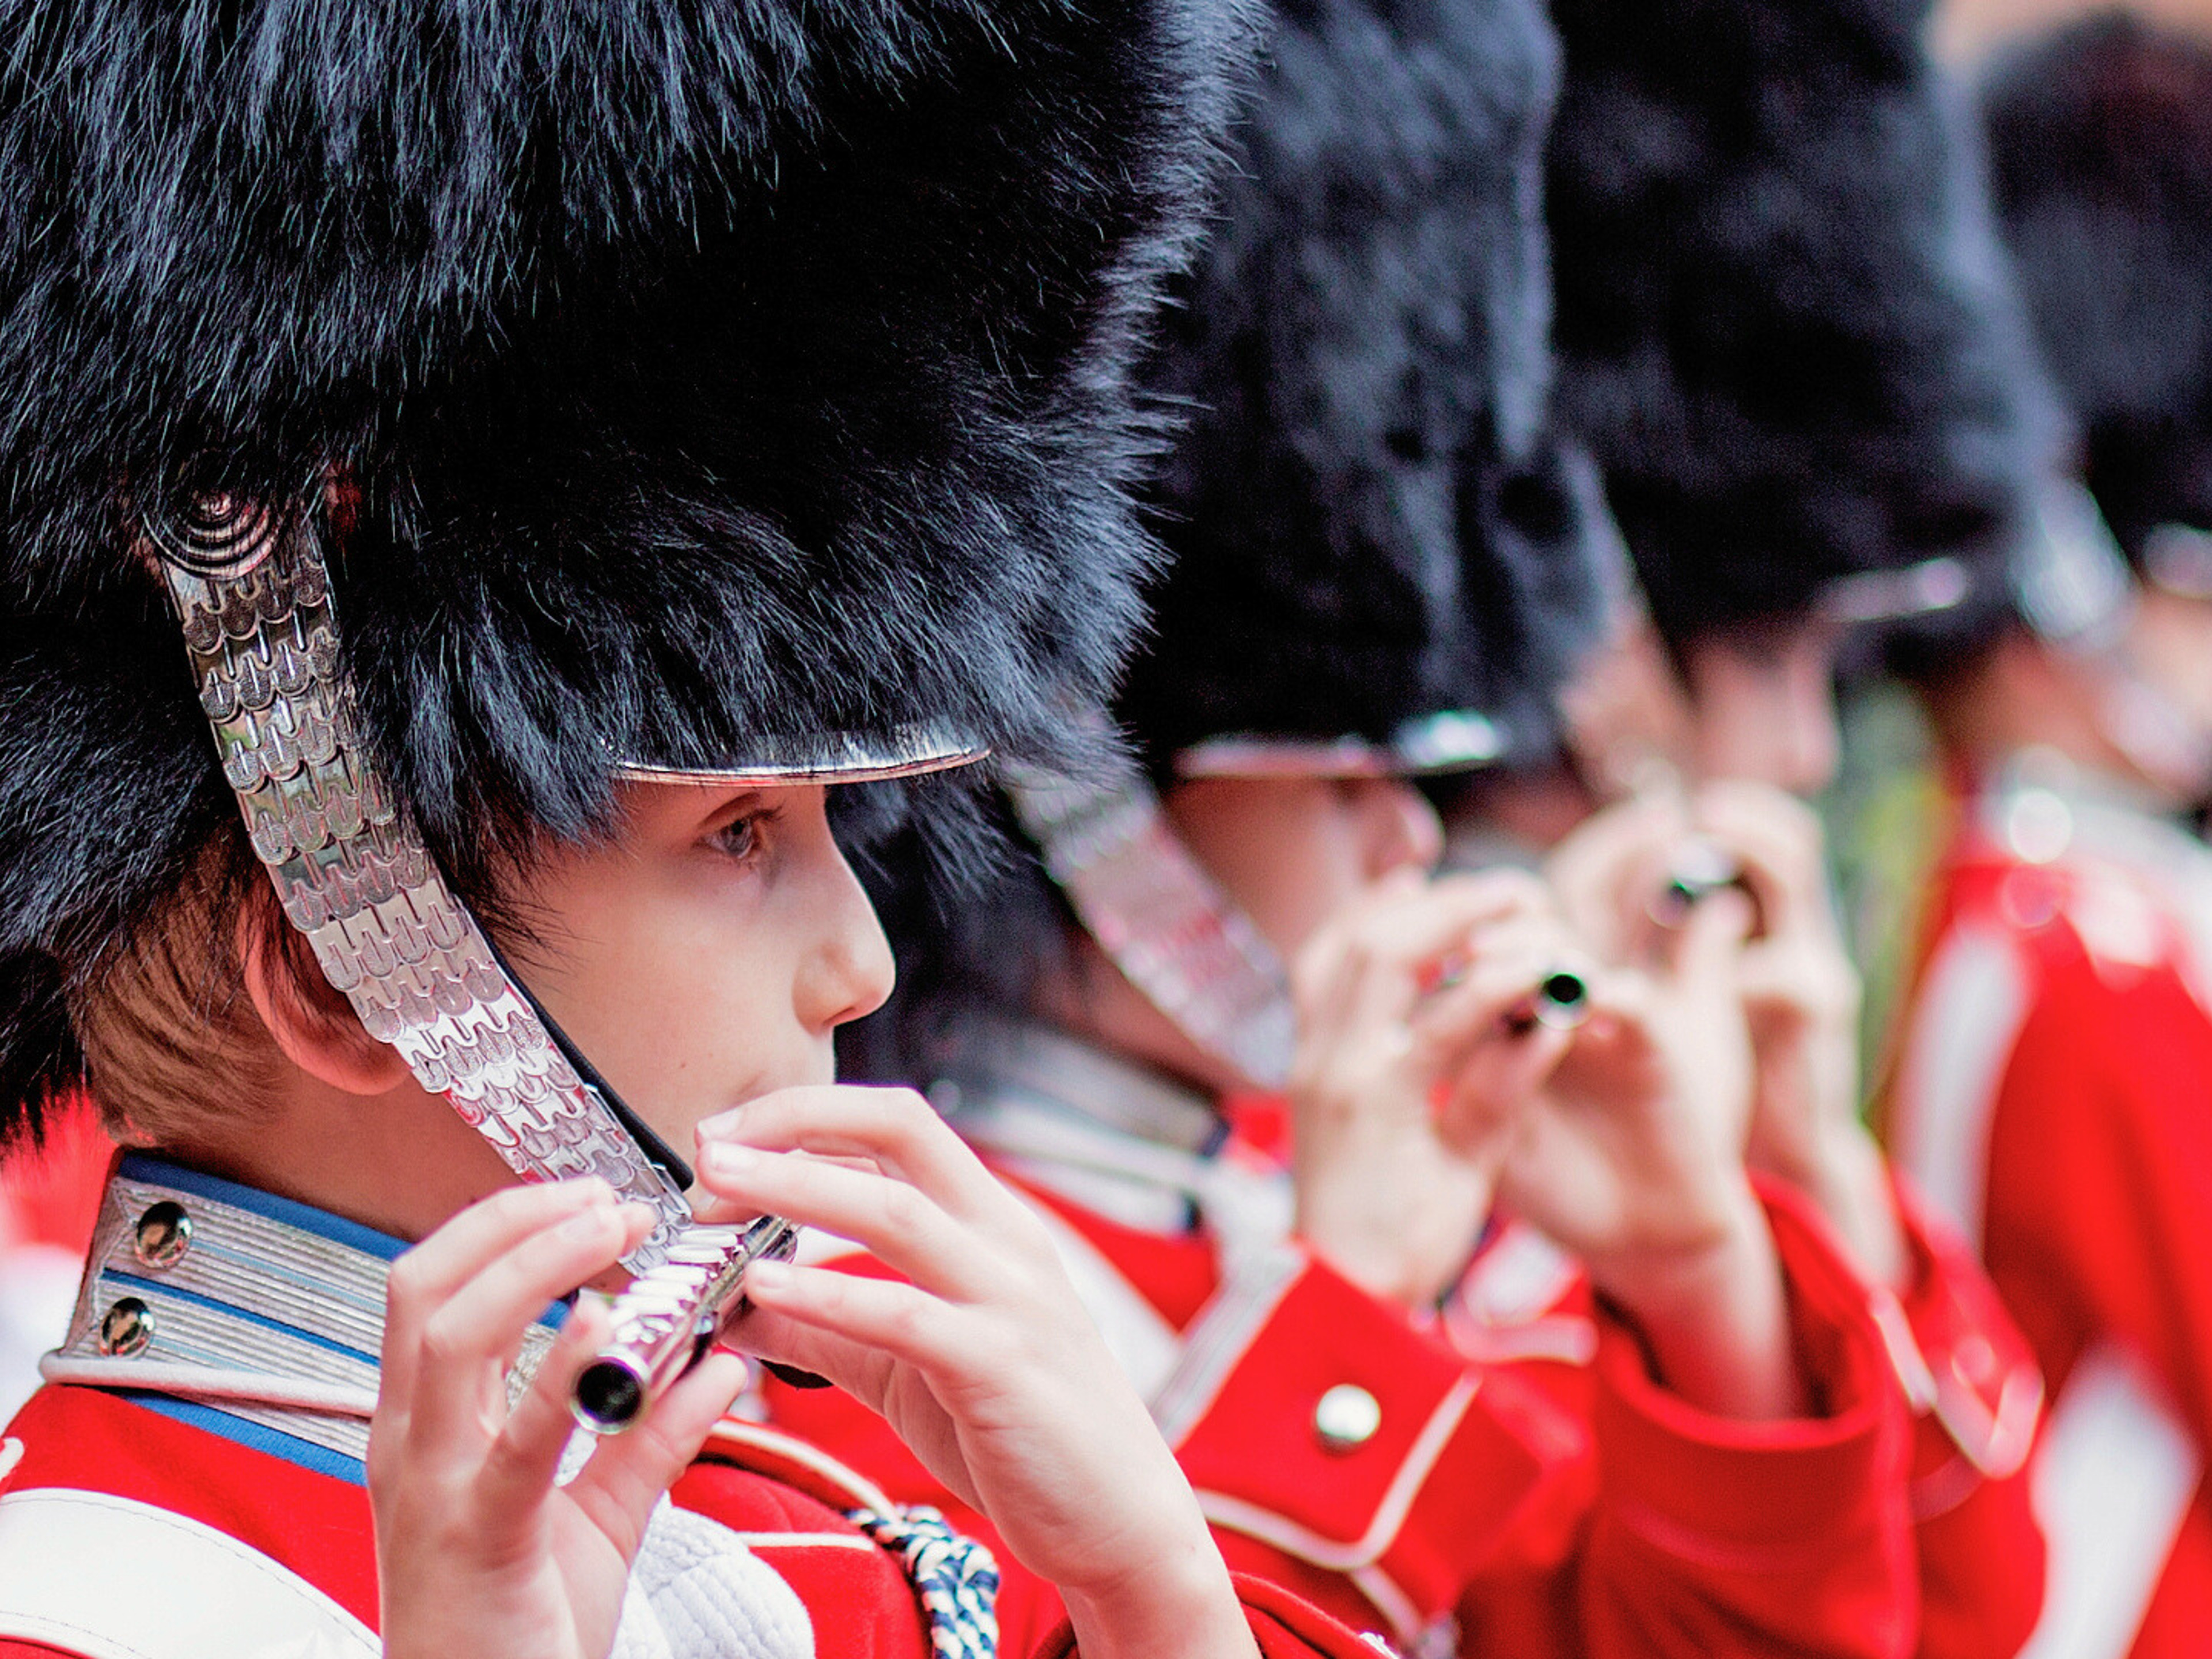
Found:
[1007,759,1296,1090]
[145,492,693,1268]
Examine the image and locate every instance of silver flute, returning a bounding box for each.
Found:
[571,1213,800,1434]
[1429,952,1592,1035]
[1650,836,1747,927]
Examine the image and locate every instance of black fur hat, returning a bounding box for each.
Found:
[842,0,1596,1080]
[1984,13,2212,567]
[1546,0,2055,647]
[0,0,1257,1138]
[1116,0,1615,777]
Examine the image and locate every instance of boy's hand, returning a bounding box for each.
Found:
[1550,785,1909,1294]
[1499,861,1806,1421]
[1285,869,1577,1309]
[696,1086,1259,1659]
[372,1179,751,1659]
[1690,782,1908,1290]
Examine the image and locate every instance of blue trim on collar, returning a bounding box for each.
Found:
[113,1153,570,1331]
[104,1269,381,1364]
[121,1391,368,1487]
[118,1153,411,1263]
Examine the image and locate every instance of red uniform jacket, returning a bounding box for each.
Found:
[1445,1192,2044,1659]
[1889,771,2212,1659]
[769,1026,1926,1659]
[0,1154,1373,1659]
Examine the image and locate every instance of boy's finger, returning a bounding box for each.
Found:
[1318,872,1560,1036]
[406,1202,650,1459]
[1408,946,1558,1049]
[566,1347,753,1554]
[697,1087,999,1222]
[722,1305,892,1411]
[381,1179,616,1401]
[695,1147,979,1301]
[475,1296,615,1520]
[737,1260,979,1385]
[1672,885,1758,984]
[1546,792,1688,921]
[1437,1025,1574,1146]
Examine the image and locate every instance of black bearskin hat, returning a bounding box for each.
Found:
[0,0,1258,1139]
[1547,0,2054,648]
[842,0,1596,1080]
[1115,0,1618,776]
[1984,14,2212,567]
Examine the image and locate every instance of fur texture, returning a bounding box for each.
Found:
[1116,0,1614,770]
[1984,13,2212,561]
[0,0,1260,1139]
[1547,0,2055,644]
[843,0,1591,1080]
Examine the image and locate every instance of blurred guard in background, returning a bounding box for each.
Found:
[1883,18,2212,1659]
[1442,2,2070,1654]
[790,0,1942,1653]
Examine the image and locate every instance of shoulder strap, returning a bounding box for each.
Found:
[0,1486,379,1659]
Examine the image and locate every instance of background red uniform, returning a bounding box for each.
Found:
[1890,778,2212,1658]
[770,1059,1931,1659]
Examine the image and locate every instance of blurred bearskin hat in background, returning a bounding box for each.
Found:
[845,0,1605,1082]
[0,0,1259,1142]
[1546,0,2056,650]
[1983,13,2212,584]
[1118,0,1620,780]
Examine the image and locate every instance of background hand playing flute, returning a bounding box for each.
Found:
[1285,868,1595,1309]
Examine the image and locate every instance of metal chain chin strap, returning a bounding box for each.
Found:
[1008,760,1295,1092]
[846,1505,1000,1659]
[145,493,692,1269]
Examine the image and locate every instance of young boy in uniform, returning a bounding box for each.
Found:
[774,1,1936,1654]
[0,2,1378,1656]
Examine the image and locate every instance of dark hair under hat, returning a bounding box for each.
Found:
[1983,12,2212,570]
[1546,0,2055,649]
[0,0,1259,1139]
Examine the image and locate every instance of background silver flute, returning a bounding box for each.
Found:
[1502,968,1592,1035]
[570,1212,800,1434]
[1650,837,1747,927]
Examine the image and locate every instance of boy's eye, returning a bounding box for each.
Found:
[711,815,762,861]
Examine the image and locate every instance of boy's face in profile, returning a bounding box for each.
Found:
[507,781,897,1178]
[111,779,896,1244]
[1559,609,1843,803]
[1160,774,1446,965]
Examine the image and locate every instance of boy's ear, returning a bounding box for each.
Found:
[237,897,411,1096]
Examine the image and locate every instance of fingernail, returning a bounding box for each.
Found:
[703,1142,757,1178]
[556,1203,616,1243]
[696,1105,746,1143]
[745,1260,789,1294]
